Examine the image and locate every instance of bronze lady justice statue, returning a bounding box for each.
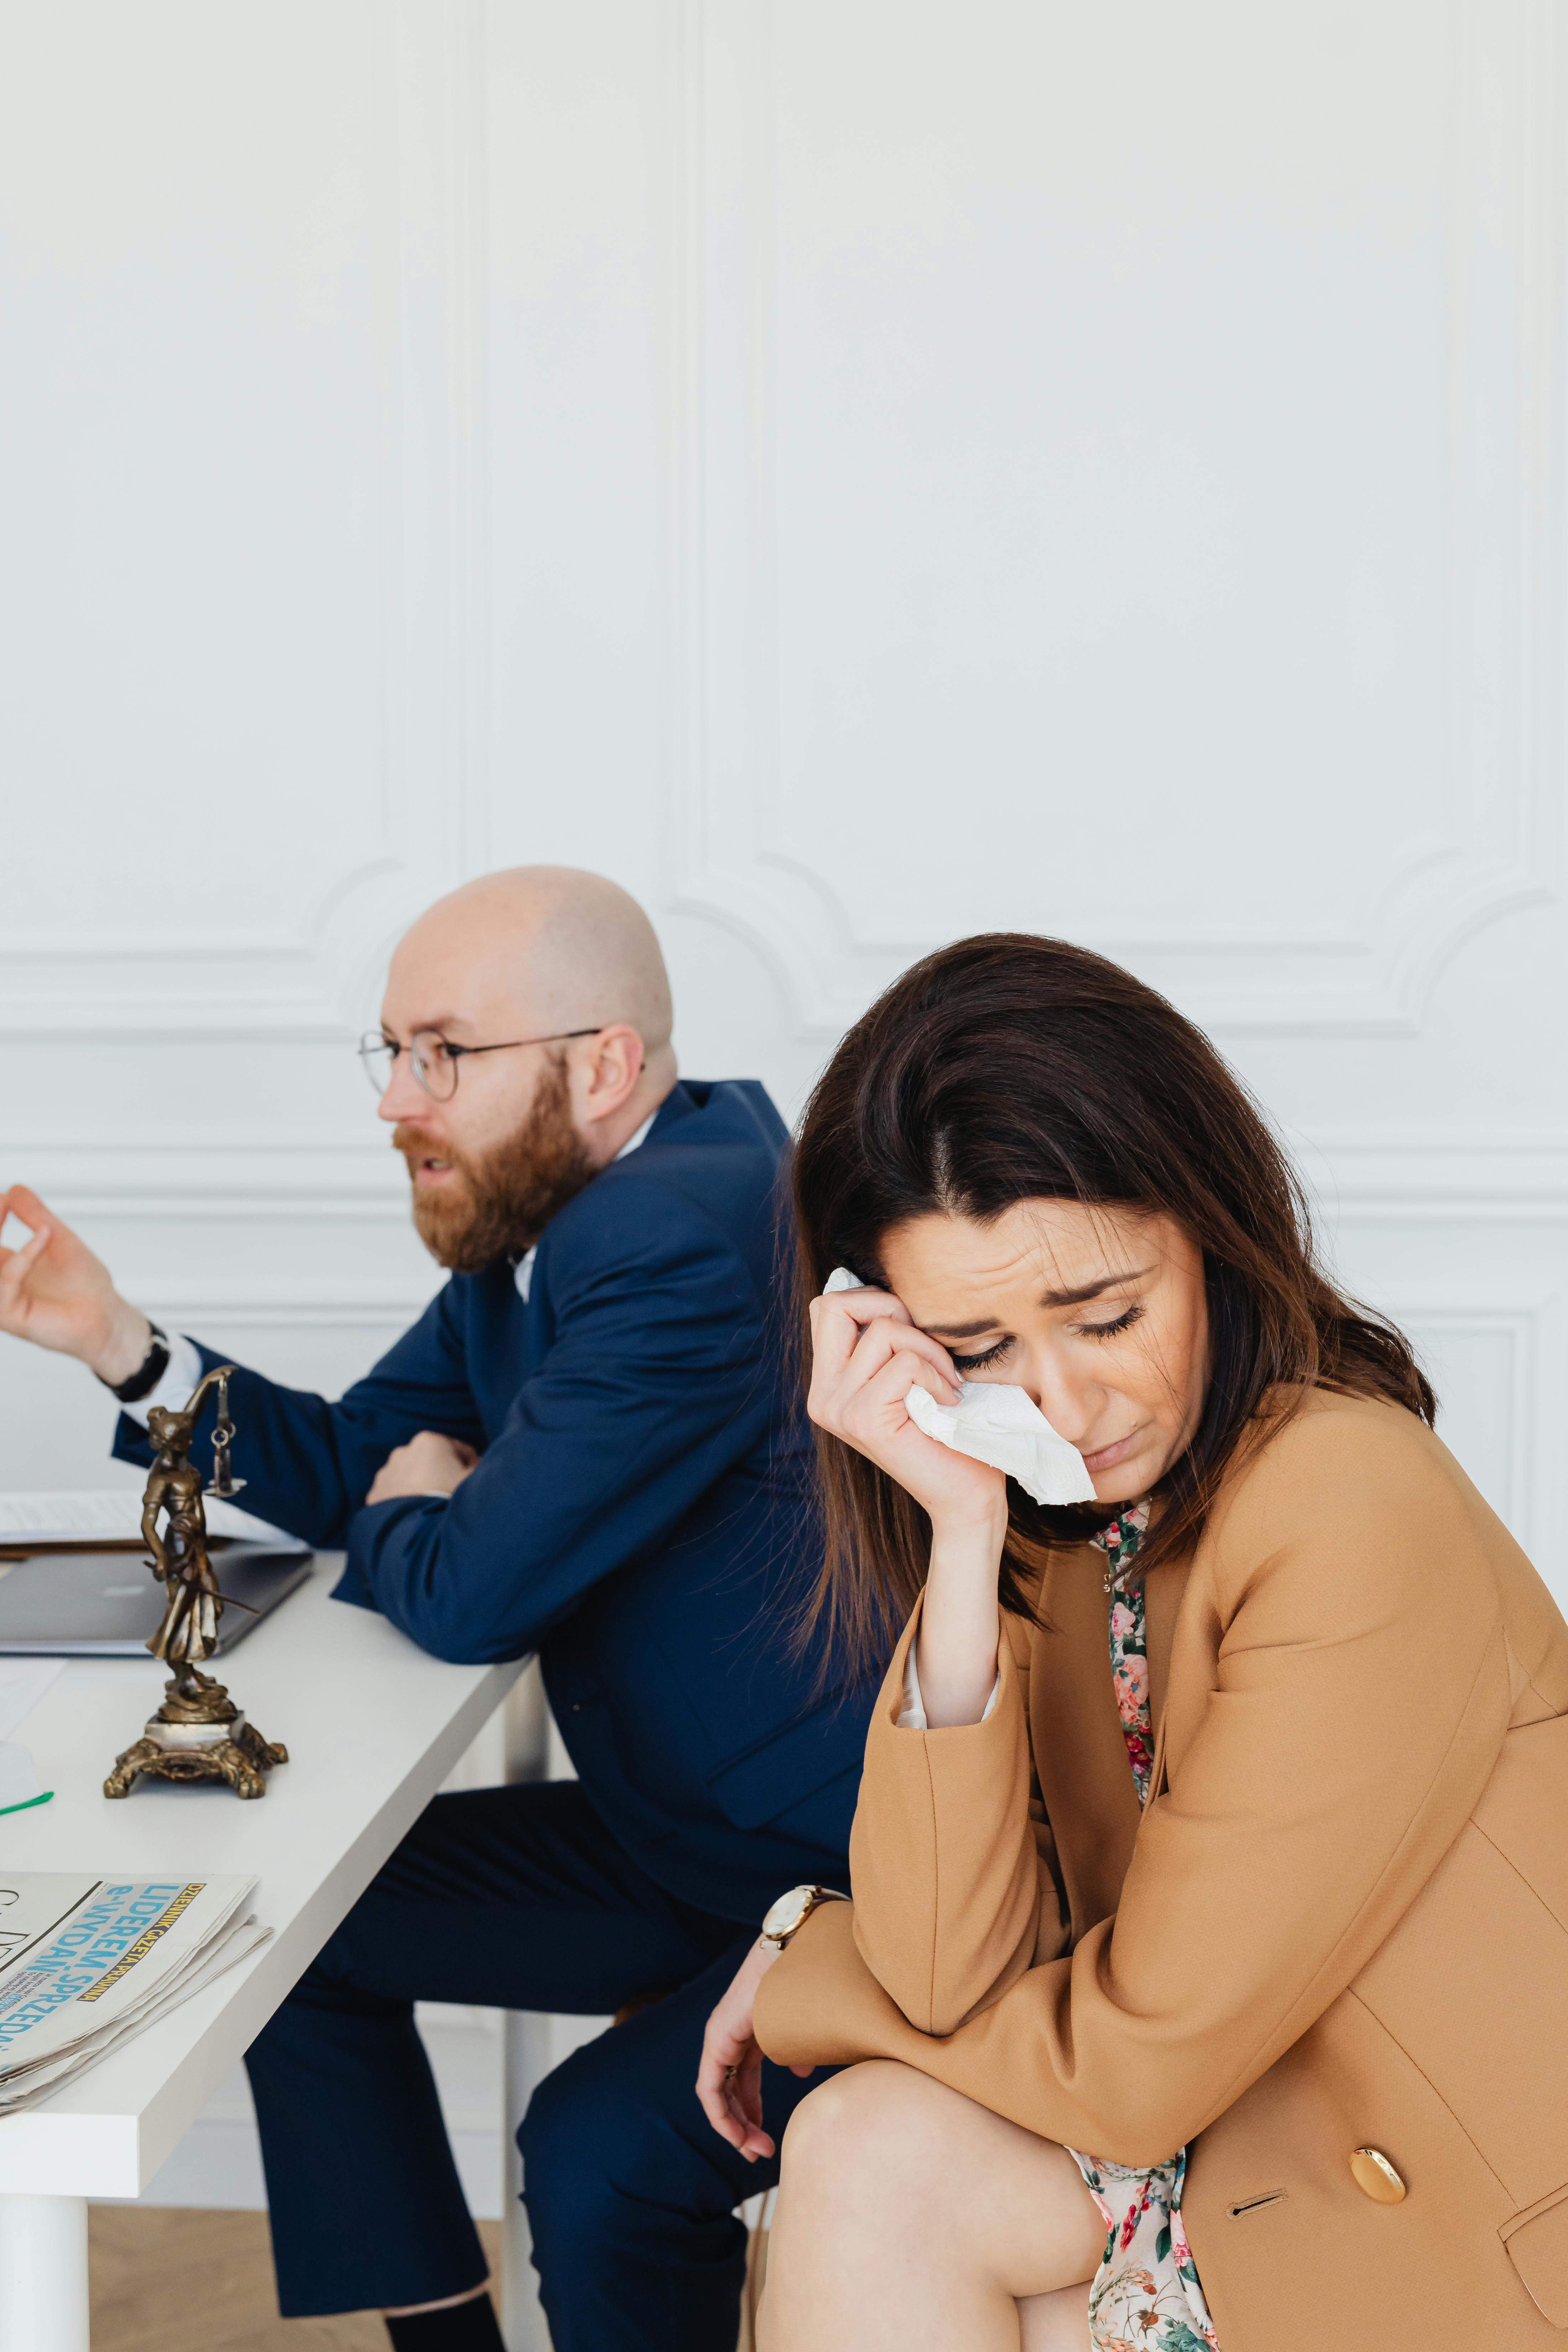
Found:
[104,1366,288,1799]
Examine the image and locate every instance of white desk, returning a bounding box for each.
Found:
[0,1554,523,2350]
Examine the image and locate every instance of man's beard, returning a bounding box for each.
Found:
[394,1056,594,1274]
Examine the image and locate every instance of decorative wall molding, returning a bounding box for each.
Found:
[128,1275,443,1329]
[12,1123,1568,1224]
[1373,1284,1554,1552]
[1,0,492,1040]
[1293,1129,1568,1218]
[8,1133,409,1221]
[665,0,1565,1036]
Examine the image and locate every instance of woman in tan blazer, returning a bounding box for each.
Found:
[696,935,1568,2352]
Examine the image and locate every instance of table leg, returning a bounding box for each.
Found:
[500,1667,553,2352]
[501,2010,554,2352]
[0,2193,90,2351]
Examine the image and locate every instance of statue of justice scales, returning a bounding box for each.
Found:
[104,1366,288,1800]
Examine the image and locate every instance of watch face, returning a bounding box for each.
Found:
[762,1886,812,1941]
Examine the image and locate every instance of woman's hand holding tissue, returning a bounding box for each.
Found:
[810,1272,1011,1727]
[807,1277,1009,1538]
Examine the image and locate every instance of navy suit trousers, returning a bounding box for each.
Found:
[244,1780,829,2350]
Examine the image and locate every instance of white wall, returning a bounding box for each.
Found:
[3,0,1566,2207]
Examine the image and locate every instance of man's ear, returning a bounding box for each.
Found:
[574,1024,646,1126]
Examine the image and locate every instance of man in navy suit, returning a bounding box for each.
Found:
[0,869,867,2352]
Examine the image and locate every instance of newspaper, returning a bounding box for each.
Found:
[0,1875,269,2114]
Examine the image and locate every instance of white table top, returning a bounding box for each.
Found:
[0,1555,521,2197]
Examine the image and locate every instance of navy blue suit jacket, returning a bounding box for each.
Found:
[114,1080,870,1920]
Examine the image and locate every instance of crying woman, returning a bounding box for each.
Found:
[698,932,1568,2352]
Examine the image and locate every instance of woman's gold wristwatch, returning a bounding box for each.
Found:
[760,1884,849,1953]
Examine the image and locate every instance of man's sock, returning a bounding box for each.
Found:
[384,2291,506,2351]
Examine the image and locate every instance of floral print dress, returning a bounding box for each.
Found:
[1064,1504,1223,2352]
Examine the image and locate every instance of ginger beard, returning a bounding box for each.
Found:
[393,1054,594,1273]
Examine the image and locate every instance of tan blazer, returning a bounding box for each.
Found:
[755,1391,1568,2350]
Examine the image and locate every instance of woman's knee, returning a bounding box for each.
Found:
[777,2059,947,2205]
[777,2061,1101,2294]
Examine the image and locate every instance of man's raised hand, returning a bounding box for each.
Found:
[0,1185,151,1384]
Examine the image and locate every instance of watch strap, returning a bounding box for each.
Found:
[101,1321,170,1405]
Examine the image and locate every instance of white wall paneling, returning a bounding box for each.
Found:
[2,1136,408,1221]
[3,0,1567,2242]
[668,0,1565,1034]
[0,0,491,1039]
[1297,1128,1568,1582]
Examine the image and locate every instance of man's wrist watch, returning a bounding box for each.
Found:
[760,1884,849,1954]
[98,1320,170,1405]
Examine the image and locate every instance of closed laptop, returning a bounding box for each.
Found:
[0,1541,312,1656]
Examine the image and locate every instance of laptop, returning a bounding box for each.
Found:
[0,1495,312,1657]
[0,1541,313,1658]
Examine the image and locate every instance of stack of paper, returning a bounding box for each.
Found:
[0,1875,269,2113]
[0,1493,296,1547]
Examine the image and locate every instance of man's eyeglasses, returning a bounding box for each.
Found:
[358,1027,602,1103]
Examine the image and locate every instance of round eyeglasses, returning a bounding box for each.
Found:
[358,1026,602,1102]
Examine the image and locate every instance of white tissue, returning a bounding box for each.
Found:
[903,1381,1096,1505]
[821,1268,1097,1505]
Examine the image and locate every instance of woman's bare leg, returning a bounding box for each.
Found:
[759,2061,1102,2352]
[1019,2281,1095,2350]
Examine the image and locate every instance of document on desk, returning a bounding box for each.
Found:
[0,1874,269,2114]
[0,1659,66,1740]
[0,1492,296,1547]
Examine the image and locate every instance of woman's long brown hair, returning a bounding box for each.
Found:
[792,934,1435,1671]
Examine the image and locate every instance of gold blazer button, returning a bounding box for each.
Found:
[1350,2147,1406,2204]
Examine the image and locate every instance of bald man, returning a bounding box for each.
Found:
[0,870,868,2352]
